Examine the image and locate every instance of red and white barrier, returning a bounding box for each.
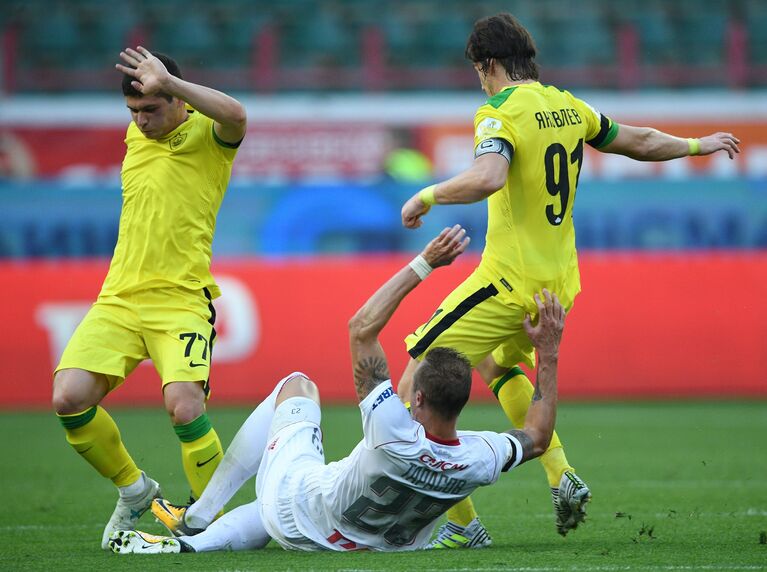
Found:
[1,253,765,407]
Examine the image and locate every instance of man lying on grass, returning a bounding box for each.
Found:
[109,225,570,553]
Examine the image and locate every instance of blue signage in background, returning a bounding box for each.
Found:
[1,177,765,258]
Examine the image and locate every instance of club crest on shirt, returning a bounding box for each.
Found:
[169,132,187,150]
[476,117,503,138]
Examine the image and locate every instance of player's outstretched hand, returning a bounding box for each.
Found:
[421,224,470,268]
[698,132,741,159]
[116,46,173,96]
[523,289,565,357]
[402,193,430,229]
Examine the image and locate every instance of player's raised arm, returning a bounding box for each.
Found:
[116,46,247,145]
[401,152,508,228]
[506,289,566,464]
[598,124,740,161]
[348,225,470,401]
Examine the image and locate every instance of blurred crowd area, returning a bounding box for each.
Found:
[3,179,765,258]
[3,0,767,92]
[2,1,766,259]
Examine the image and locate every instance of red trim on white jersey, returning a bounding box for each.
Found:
[425,431,460,446]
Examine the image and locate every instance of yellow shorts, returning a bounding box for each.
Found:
[55,286,217,395]
[405,266,578,370]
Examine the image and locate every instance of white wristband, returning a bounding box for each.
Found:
[409,254,433,280]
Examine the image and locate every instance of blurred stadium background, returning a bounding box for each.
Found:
[1,0,766,406]
[2,4,765,568]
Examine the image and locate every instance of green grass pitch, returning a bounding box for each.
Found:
[1,401,765,571]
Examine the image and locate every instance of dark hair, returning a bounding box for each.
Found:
[413,347,472,420]
[465,13,539,81]
[121,52,183,101]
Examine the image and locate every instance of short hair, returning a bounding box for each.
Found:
[465,13,540,81]
[413,347,472,420]
[121,52,183,102]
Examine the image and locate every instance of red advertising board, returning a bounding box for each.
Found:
[3,120,766,180]
[0,124,388,179]
[417,121,767,179]
[1,254,765,408]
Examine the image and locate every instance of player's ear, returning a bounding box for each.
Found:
[414,389,425,408]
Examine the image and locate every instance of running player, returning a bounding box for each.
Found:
[398,13,740,547]
[52,47,247,549]
[107,225,568,554]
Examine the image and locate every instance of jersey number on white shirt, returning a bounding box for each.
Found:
[341,475,457,547]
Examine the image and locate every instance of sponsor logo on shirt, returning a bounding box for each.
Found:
[371,386,395,410]
[419,454,469,472]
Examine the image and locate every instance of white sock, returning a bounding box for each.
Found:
[185,373,304,528]
[182,501,270,552]
[118,472,146,500]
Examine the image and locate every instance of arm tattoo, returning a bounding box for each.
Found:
[507,429,535,464]
[531,375,543,401]
[353,356,390,398]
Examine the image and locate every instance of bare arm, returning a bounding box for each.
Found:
[600,124,740,161]
[401,152,508,229]
[348,225,470,401]
[116,46,247,144]
[506,289,565,464]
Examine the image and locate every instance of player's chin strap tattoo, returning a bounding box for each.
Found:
[352,356,391,398]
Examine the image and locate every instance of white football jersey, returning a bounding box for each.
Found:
[286,381,524,551]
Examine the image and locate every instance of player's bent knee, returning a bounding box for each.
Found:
[167,401,206,425]
[52,369,108,415]
[163,381,206,425]
[276,374,320,407]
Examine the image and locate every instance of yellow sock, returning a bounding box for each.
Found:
[58,406,141,487]
[174,413,223,500]
[490,367,574,487]
[446,496,478,527]
[538,446,572,487]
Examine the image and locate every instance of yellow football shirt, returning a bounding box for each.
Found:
[100,110,239,299]
[473,82,617,298]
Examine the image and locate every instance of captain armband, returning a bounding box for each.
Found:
[474,137,514,163]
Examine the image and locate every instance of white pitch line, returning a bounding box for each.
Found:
[335,567,765,572]
[625,480,758,488]
[0,524,96,531]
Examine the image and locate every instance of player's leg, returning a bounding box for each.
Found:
[480,356,574,483]
[110,501,269,554]
[145,287,224,503]
[53,300,157,549]
[53,368,142,488]
[156,372,316,534]
[153,375,323,551]
[162,380,222,500]
[255,376,326,551]
[487,342,590,535]
[175,501,270,552]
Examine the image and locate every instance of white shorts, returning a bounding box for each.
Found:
[256,396,325,551]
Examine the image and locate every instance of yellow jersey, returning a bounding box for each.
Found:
[473,81,617,298]
[100,110,240,299]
